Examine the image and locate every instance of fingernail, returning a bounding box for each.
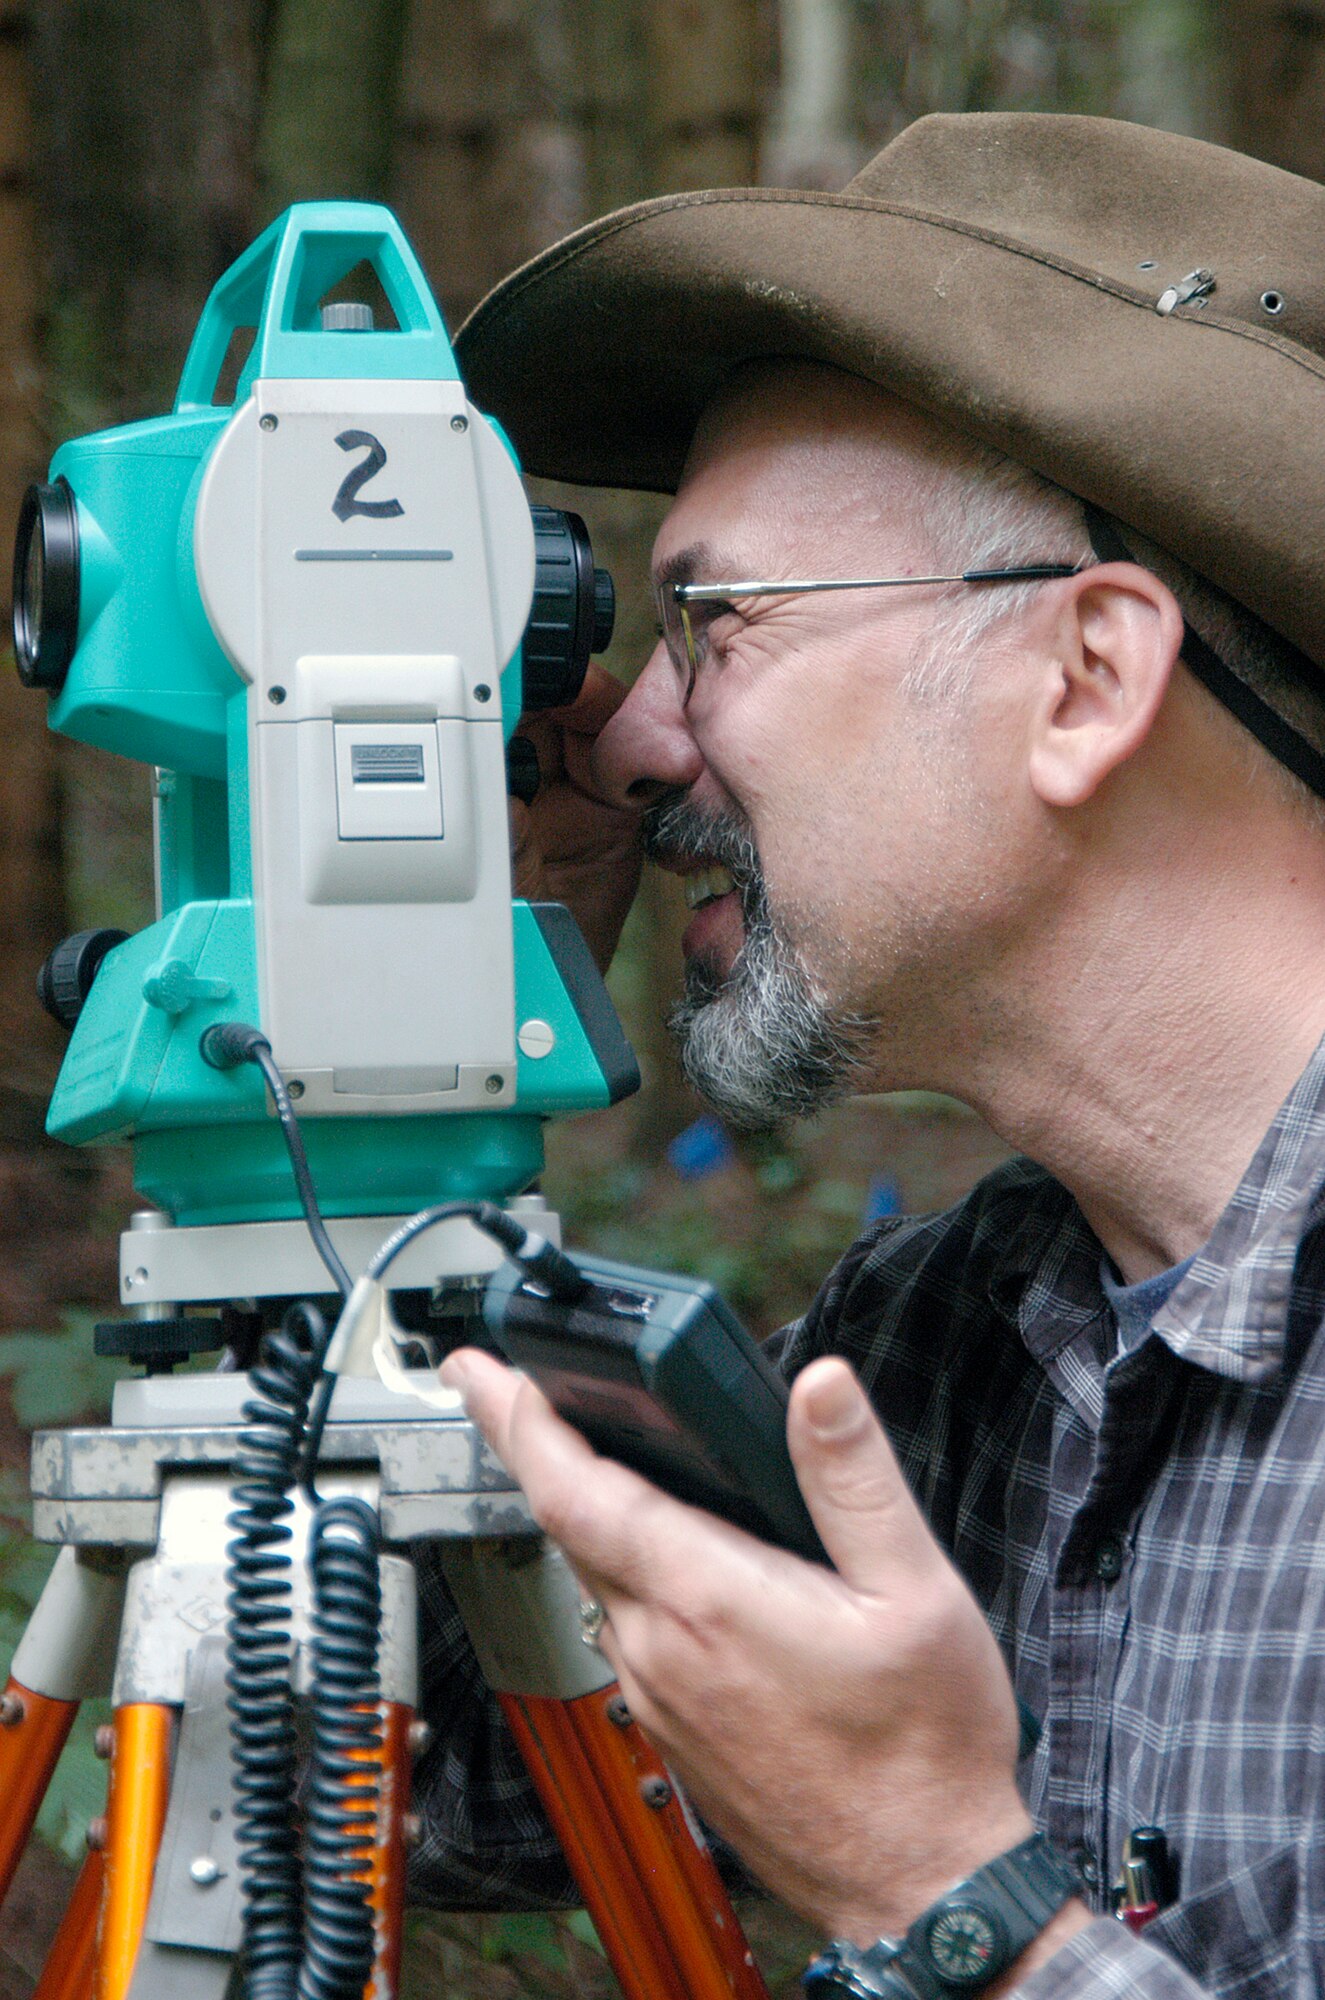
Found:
[439,1356,471,1401]
[802,1363,861,1438]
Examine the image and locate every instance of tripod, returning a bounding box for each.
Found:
[0,1203,770,2000]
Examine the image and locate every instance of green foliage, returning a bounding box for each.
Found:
[0,1319,121,1862]
[0,1312,122,1429]
[0,1475,110,1864]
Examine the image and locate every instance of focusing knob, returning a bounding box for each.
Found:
[593,566,616,654]
[523,505,615,711]
[506,735,541,805]
[37,928,128,1030]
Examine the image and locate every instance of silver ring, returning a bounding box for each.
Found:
[578,1596,607,1646]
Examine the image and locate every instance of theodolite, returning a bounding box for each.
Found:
[0,202,771,2000]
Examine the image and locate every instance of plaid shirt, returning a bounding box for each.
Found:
[412,1036,1325,1998]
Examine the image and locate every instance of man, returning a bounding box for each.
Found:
[418,114,1325,1997]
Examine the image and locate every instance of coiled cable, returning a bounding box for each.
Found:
[298,1497,383,2000]
[225,1304,322,2000]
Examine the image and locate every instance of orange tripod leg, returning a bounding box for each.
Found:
[32,1850,104,2000]
[0,1677,80,1905]
[364,1700,412,2000]
[94,1703,173,2000]
[502,1687,770,2000]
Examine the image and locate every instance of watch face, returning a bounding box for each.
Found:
[925,1903,1008,1985]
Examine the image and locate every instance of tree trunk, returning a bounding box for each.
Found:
[1208,0,1325,179]
[647,0,766,190]
[257,0,411,220]
[0,0,64,1144]
[393,0,580,331]
[32,0,260,429]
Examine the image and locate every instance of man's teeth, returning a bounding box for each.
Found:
[684,864,737,911]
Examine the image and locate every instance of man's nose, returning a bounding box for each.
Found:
[590,643,705,808]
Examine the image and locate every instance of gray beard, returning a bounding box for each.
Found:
[642,795,872,1132]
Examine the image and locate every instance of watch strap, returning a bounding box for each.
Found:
[804,1833,1081,2000]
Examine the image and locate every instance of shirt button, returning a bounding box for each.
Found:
[1074,1845,1100,1888]
[1095,1536,1124,1583]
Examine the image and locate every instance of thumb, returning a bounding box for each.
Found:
[787,1358,938,1591]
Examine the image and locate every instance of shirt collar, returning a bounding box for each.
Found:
[1152,1031,1325,1382]
[989,1029,1325,1393]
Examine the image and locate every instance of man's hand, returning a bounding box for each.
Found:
[510,663,643,971]
[440,1347,1047,1946]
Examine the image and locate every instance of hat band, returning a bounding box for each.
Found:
[1082,505,1325,804]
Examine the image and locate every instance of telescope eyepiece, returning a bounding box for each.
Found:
[523,505,616,711]
[13,477,80,694]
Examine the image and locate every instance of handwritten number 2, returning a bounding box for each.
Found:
[332,429,404,522]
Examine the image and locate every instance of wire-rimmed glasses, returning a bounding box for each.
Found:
[654,562,1084,707]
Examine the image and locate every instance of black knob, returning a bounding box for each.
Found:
[593,566,616,654]
[37,928,128,1029]
[523,505,615,711]
[506,735,541,805]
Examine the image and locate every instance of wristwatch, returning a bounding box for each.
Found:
[802,1833,1081,2000]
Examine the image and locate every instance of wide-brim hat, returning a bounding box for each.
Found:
[456,112,1325,674]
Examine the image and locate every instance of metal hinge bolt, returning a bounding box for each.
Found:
[1156,268,1215,316]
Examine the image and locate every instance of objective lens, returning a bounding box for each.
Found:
[13,477,80,693]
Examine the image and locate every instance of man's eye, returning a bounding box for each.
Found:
[693,600,737,639]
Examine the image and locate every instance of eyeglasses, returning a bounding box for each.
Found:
[654,562,1084,706]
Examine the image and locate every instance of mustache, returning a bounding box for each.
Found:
[640,789,758,883]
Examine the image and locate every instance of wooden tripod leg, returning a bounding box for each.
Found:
[502,1687,770,2000]
[94,1703,173,2000]
[32,1850,104,2000]
[0,1678,80,1905]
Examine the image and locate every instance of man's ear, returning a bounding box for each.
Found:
[1027,563,1185,809]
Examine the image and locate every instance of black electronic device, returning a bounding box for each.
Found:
[482,1248,827,1564]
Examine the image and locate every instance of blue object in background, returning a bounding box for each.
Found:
[668,1116,736,1181]
[863,1174,903,1222]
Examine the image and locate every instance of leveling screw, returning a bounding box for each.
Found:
[639,1776,672,1811]
[0,1691,25,1727]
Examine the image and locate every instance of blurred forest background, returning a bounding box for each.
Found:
[0,0,1322,1994]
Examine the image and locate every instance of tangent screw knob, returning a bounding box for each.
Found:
[37,928,129,1030]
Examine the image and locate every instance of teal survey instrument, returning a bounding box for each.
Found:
[0,204,778,2000]
[14,201,634,1240]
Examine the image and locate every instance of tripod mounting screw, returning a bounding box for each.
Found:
[94,1723,114,1758]
[639,1776,673,1811]
[86,1816,108,1852]
[0,1691,25,1727]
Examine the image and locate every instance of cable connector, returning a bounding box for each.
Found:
[473,1200,590,1303]
[200,1020,271,1070]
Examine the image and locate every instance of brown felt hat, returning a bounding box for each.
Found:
[455,112,1325,676]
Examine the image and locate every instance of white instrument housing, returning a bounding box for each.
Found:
[193,375,535,1114]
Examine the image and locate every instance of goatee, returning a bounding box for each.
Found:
[641,793,872,1132]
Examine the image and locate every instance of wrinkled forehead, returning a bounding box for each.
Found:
[653,360,959,573]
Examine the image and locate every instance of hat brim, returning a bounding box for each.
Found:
[456,184,1325,668]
